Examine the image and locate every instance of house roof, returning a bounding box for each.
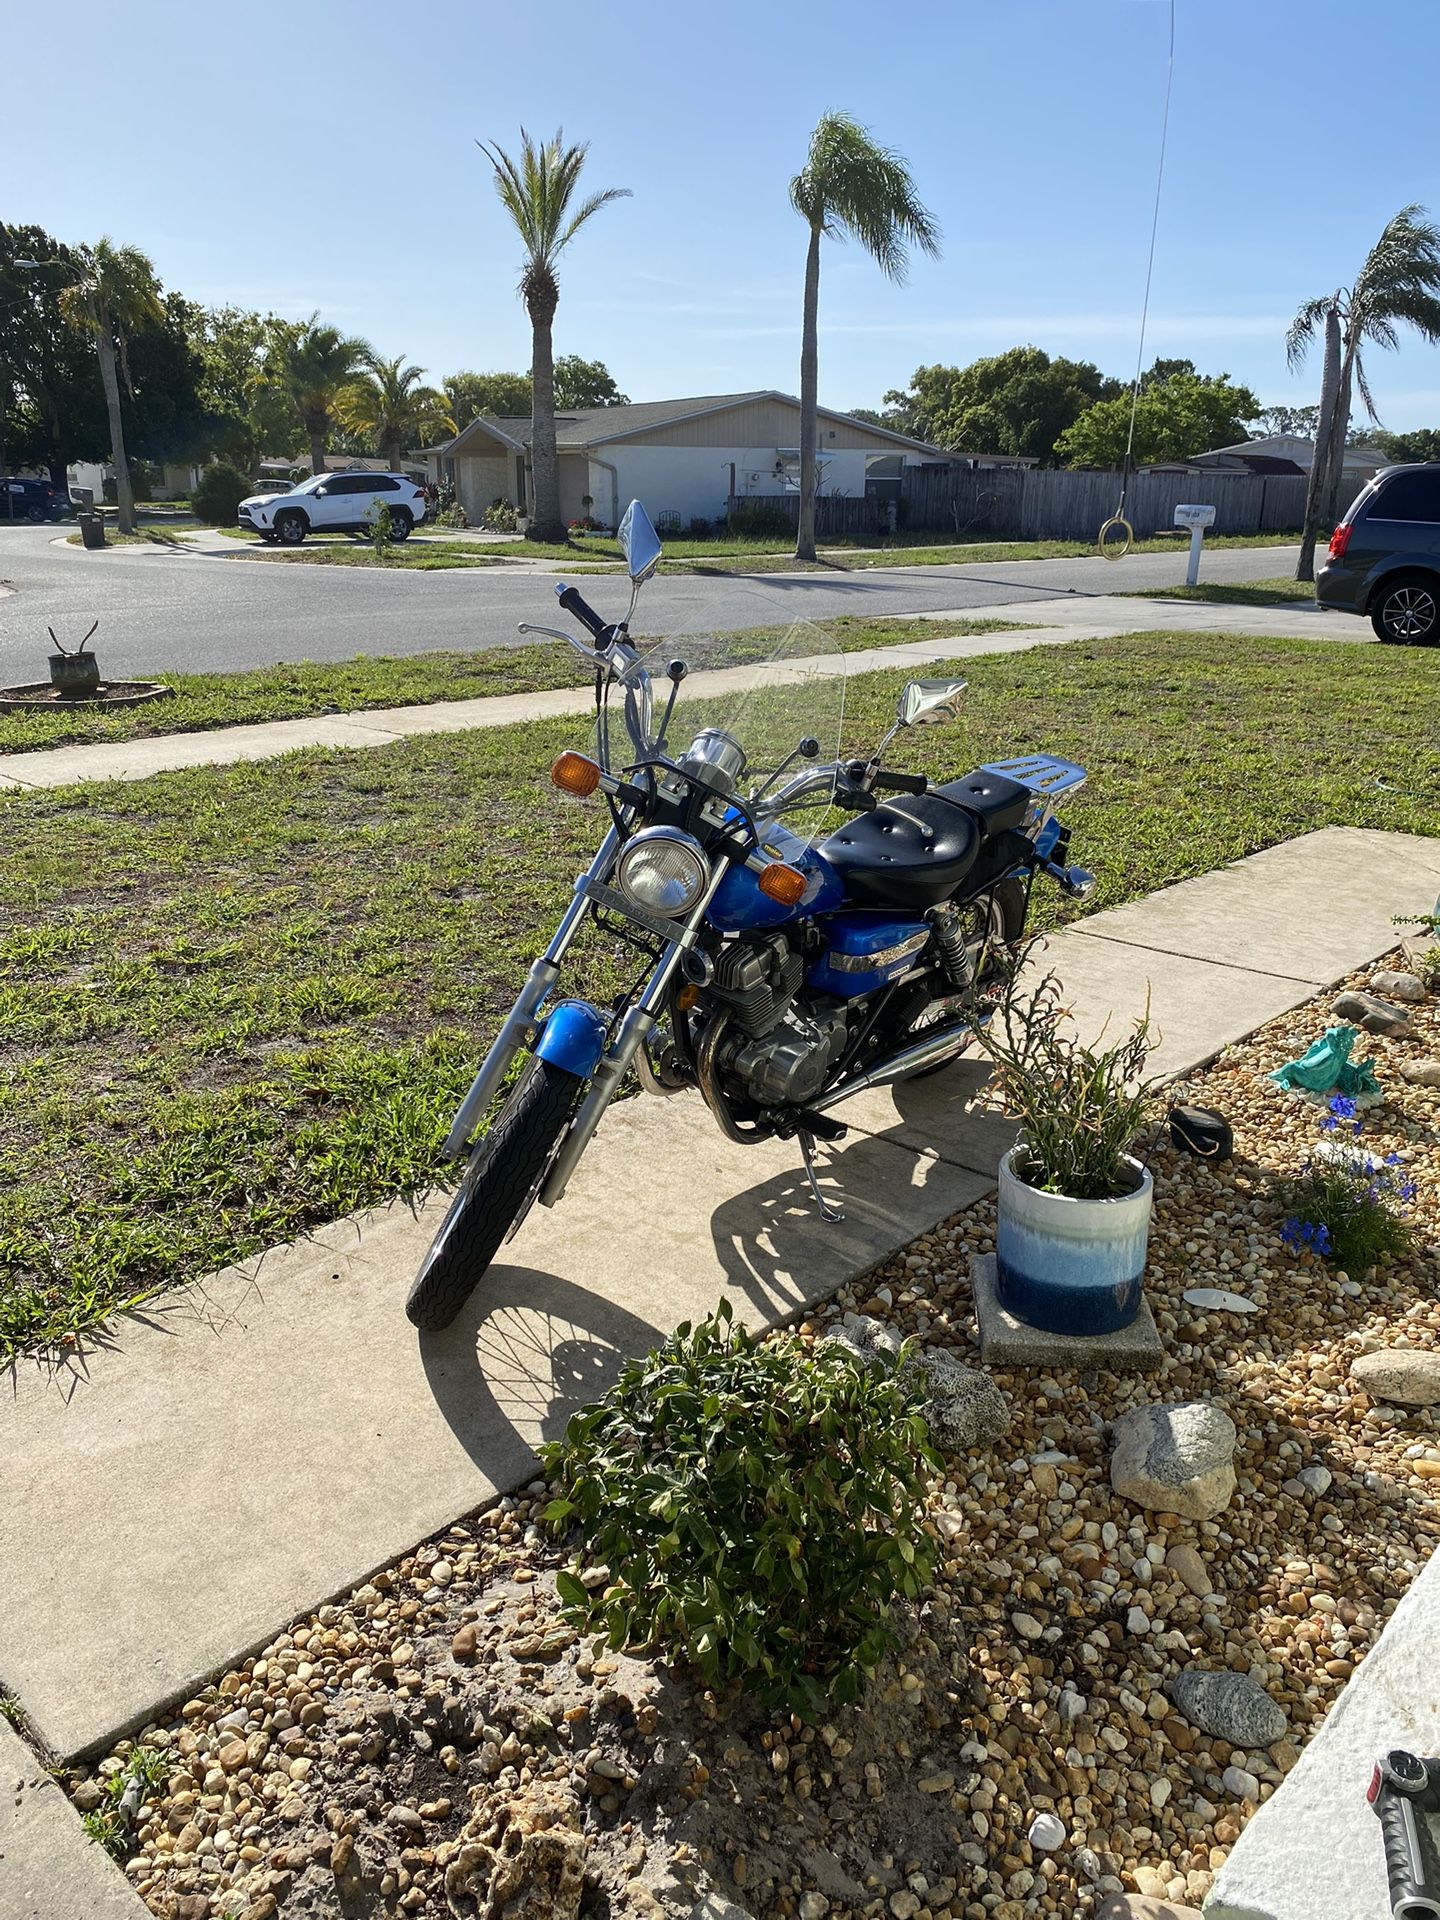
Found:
[428,391,944,460]
[1202,434,1388,468]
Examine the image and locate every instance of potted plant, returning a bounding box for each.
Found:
[972,960,1161,1335]
[47,621,102,699]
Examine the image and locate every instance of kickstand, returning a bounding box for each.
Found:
[798,1129,844,1223]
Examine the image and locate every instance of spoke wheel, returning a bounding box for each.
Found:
[1372,579,1439,644]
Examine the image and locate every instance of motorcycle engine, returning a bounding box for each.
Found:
[703,931,850,1109]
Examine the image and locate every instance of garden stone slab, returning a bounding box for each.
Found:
[1066,827,1440,985]
[970,1253,1163,1371]
[0,1716,149,1919]
[0,1088,990,1762]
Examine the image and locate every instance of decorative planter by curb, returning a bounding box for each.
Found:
[48,653,101,698]
[995,1146,1153,1336]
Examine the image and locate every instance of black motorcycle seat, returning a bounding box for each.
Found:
[936,768,1032,836]
[821,791,982,908]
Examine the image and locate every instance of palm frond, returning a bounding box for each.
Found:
[790,111,940,282]
[478,129,629,283]
[1285,294,1332,369]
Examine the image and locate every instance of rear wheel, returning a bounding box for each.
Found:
[389,508,413,542]
[275,511,307,546]
[405,1057,583,1331]
[1371,575,1440,644]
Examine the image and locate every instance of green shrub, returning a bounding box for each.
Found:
[1278,1101,1415,1271]
[369,501,394,556]
[435,504,467,529]
[192,463,251,526]
[539,1302,938,1718]
[725,500,792,539]
[483,499,519,532]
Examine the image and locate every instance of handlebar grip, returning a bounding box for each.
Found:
[555,582,608,640]
[871,770,930,796]
[1374,1783,1440,1918]
[835,784,879,813]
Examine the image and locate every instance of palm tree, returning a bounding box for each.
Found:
[264,315,371,476]
[58,240,163,535]
[339,354,445,469]
[477,129,629,543]
[1289,205,1440,580]
[790,113,939,562]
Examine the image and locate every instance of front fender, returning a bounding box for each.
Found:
[533,999,609,1079]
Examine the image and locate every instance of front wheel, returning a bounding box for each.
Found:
[405,1056,583,1330]
[275,511,307,546]
[1370,577,1439,645]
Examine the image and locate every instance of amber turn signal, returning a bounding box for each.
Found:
[551,751,601,797]
[757,861,807,906]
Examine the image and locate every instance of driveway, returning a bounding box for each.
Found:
[0,525,1305,681]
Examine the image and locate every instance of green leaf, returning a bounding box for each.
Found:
[554,1570,589,1609]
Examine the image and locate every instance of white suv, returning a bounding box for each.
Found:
[239,471,428,545]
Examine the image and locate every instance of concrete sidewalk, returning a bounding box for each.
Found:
[0,598,1369,793]
[0,1717,148,1918]
[2,827,1436,1769]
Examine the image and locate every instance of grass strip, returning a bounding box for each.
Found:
[2,626,1434,1357]
[0,619,1028,756]
[1113,576,1317,608]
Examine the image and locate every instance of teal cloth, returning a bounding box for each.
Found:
[1268,1024,1381,1097]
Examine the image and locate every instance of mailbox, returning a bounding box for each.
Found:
[1174,503,1217,529]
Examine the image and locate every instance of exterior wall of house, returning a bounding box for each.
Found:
[600,445,877,526]
[451,454,512,522]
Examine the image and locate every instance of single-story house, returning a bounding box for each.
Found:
[1191,434,1389,481]
[421,390,947,528]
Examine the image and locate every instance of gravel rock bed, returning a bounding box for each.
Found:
[75,958,1439,1920]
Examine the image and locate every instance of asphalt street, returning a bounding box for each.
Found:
[0,526,1302,681]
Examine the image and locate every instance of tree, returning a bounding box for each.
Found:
[339,354,445,468]
[552,355,628,409]
[1251,402,1320,438]
[790,113,939,561]
[881,348,1118,462]
[435,369,533,436]
[1053,365,1261,469]
[477,129,630,542]
[1,223,93,494]
[57,239,165,533]
[261,314,371,475]
[1288,205,1440,580]
[1372,426,1440,464]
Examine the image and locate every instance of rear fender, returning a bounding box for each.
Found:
[533,999,609,1079]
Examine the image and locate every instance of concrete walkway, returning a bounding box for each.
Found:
[2,827,1436,1771]
[0,595,1370,793]
[0,1717,148,1917]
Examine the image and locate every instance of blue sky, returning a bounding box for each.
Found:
[11,0,1440,428]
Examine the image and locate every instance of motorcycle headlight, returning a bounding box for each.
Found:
[615,829,709,916]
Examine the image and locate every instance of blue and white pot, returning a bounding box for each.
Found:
[995,1145,1153,1336]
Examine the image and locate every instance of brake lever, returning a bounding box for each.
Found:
[517,620,606,663]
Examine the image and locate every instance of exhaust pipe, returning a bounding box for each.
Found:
[808,1018,974,1116]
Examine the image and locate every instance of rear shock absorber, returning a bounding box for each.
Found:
[927,903,975,991]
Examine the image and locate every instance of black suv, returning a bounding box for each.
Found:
[1317,463,1440,643]
[2,476,73,523]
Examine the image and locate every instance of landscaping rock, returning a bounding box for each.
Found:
[1108,1402,1238,1519]
[1298,1465,1333,1496]
[1164,1543,1213,1598]
[1371,969,1427,1003]
[1170,1667,1287,1747]
[1400,1058,1440,1087]
[820,1314,1011,1450]
[1027,1811,1066,1851]
[1351,1348,1440,1408]
[1096,1899,1204,1920]
[1181,1286,1258,1314]
[1332,989,1413,1036]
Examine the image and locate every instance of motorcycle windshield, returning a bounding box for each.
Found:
[628,587,846,854]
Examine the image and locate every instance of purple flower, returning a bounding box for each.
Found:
[1329,1095,1358,1120]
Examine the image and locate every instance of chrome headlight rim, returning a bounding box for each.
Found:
[614,827,709,917]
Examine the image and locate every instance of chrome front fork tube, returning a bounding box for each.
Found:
[538,856,732,1208]
[442,826,620,1159]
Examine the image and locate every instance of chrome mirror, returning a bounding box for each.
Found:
[898,677,967,728]
[617,499,662,582]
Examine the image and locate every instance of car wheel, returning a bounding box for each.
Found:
[275,511,307,546]
[25,506,45,524]
[389,509,413,542]
[1370,576,1440,645]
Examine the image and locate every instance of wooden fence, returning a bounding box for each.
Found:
[731,468,1366,544]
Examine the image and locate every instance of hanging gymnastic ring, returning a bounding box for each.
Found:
[1097,515,1133,558]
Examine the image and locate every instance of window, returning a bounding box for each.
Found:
[1370,471,1440,523]
[330,474,375,495]
[369,476,399,492]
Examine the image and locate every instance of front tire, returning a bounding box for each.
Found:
[275,511,307,546]
[406,1057,583,1331]
[1370,575,1440,645]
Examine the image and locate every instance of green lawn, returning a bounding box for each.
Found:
[0,619,1024,755]
[3,626,1434,1358]
[1117,576,1317,608]
[221,528,1303,573]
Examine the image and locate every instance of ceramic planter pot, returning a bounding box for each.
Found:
[995,1145,1153,1335]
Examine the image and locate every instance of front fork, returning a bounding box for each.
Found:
[441,826,621,1159]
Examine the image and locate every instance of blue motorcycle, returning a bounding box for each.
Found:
[406,502,1091,1329]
